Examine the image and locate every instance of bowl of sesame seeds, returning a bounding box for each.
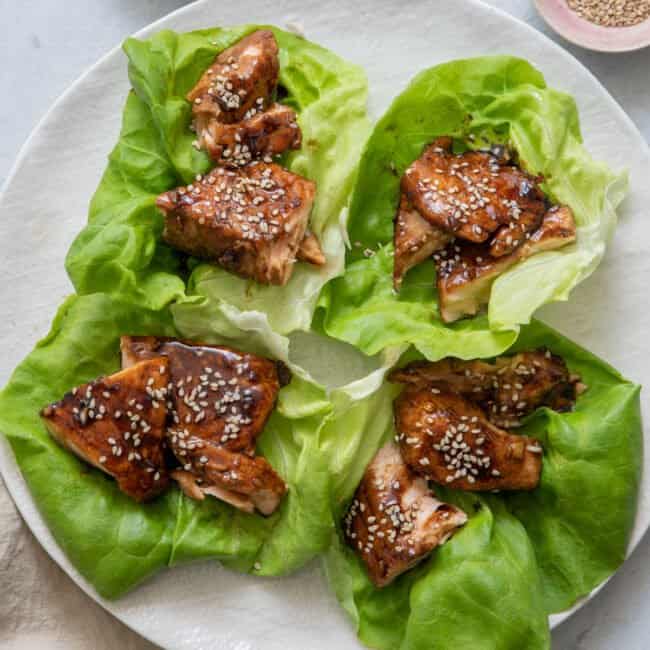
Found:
[535,0,650,51]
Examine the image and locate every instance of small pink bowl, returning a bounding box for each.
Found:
[535,0,650,52]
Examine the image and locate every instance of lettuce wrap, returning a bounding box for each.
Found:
[324,320,642,650]
[317,56,627,360]
[66,25,370,333]
[0,292,391,598]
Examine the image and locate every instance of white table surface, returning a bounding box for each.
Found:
[0,1,648,648]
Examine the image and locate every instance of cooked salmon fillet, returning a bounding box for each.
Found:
[393,137,576,320]
[393,193,452,290]
[401,137,547,245]
[296,229,327,266]
[343,442,467,587]
[121,336,288,455]
[391,349,583,429]
[40,358,170,502]
[394,387,543,491]
[121,336,289,515]
[157,162,318,285]
[188,30,301,165]
[187,30,279,125]
[194,102,301,166]
[435,205,576,322]
[170,438,287,515]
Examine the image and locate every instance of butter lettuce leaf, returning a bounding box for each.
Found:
[318,56,626,359]
[505,324,642,613]
[65,90,186,311]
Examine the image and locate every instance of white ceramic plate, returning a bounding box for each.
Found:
[1,0,649,648]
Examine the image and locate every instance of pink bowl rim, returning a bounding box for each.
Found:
[535,0,650,52]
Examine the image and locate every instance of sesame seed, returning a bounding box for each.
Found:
[567,0,650,27]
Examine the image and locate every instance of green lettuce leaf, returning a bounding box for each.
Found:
[323,319,641,649]
[0,293,384,598]
[66,25,370,333]
[65,90,187,311]
[505,324,642,614]
[316,246,517,358]
[318,56,626,359]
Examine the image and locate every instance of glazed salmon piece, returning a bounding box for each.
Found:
[40,358,170,502]
[170,438,287,516]
[343,442,466,587]
[157,163,316,285]
[157,163,317,285]
[401,137,547,245]
[394,387,543,492]
[393,193,451,290]
[390,347,583,429]
[120,336,289,455]
[121,336,289,515]
[434,205,576,322]
[296,229,326,266]
[188,30,302,165]
[394,136,576,315]
[187,29,279,124]
[194,102,302,166]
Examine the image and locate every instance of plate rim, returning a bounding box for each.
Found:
[0,0,648,647]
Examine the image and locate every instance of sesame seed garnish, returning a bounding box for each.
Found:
[567,0,650,27]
